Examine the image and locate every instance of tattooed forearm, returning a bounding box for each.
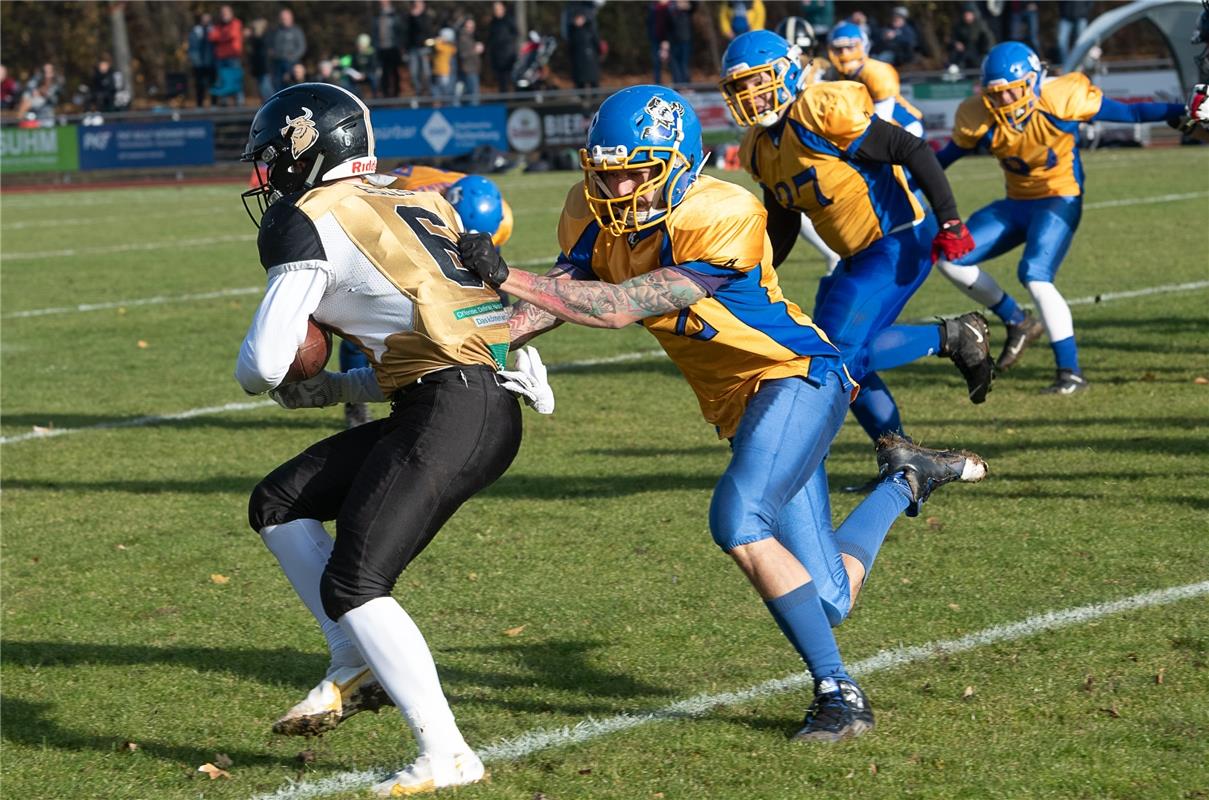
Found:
[502,267,707,329]
[507,301,562,349]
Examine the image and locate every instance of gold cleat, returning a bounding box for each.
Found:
[272,664,394,736]
[371,752,487,797]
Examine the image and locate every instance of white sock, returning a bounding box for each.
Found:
[260,520,359,668]
[338,597,469,756]
[937,260,1006,308]
[798,213,842,274]
[1026,280,1074,341]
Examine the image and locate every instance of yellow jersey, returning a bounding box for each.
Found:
[556,174,852,439]
[951,72,1104,199]
[739,81,923,258]
[844,57,924,129]
[272,182,509,393]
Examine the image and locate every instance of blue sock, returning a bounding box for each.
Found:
[1051,336,1080,373]
[765,582,851,682]
[835,478,911,576]
[850,373,902,441]
[866,325,942,372]
[989,293,1026,326]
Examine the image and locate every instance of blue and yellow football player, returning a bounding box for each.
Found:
[936,42,1189,394]
[719,29,992,450]
[827,22,924,136]
[339,166,514,427]
[457,85,989,742]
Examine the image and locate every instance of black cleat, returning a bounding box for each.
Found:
[939,312,994,404]
[792,678,875,742]
[996,311,1046,371]
[876,432,988,517]
[1040,369,1089,395]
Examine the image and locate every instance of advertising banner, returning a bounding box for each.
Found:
[0,126,79,173]
[373,106,507,158]
[77,121,214,170]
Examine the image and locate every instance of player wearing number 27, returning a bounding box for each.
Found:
[458,85,988,742]
[935,42,1188,394]
[233,83,550,796]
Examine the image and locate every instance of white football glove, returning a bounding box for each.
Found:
[498,345,554,414]
[269,368,385,409]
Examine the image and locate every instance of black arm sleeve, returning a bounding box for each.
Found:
[853,118,960,223]
[763,186,801,268]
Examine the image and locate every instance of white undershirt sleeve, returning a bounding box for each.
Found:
[872,97,897,124]
[234,264,331,395]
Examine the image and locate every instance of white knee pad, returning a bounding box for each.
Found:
[937,259,1006,308]
[1026,281,1074,341]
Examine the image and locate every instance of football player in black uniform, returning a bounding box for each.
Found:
[234,83,550,796]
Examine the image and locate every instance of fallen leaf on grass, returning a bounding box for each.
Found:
[118,740,139,752]
[1082,674,1095,692]
[504,625,526,637]
[296,750,316,764]
[198,763,231,780]
[961,685,975,700]
[32,425,53,436]
[116,544,127,551]
[1100,704,1121,718]
[1155,668,1165,685]
[1140,372,1156,382]
[577,768,592,775]
[137,340,150,349]
[1194,376,1208,385]
[467,572,479,582]
[210,574,230,585]
[868,762,879,775]
[925,516,943,531]
[213,753,233,769]
[947,603,961,611]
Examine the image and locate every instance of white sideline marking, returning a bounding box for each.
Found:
[248,580,1209,800]
[3,188,1204,276]
[3,286,264,320]
[3,279,1207,447]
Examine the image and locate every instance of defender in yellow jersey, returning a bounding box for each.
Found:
[234,83,545,797]
[458,85,988,744]
[935,42,1187,394]
[721,29,993,450]
[826,22,924,136]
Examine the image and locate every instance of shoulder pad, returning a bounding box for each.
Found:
[859,58,899,101]
[1040,72,1102,122]
[258,194,326,271]
[952,95,993,149]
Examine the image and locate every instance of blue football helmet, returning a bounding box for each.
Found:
[981,41,1045,131]
[580,85,705,235]
[447,175,511,246]
[720,30,805,128]
[827,22,869,77]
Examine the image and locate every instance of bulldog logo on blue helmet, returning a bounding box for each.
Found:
[640,97,685,143]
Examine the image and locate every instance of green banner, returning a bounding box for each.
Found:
[911,81,976,101]
[0,126,79,173]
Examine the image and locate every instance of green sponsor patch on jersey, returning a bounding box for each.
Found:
[453,300,505,320]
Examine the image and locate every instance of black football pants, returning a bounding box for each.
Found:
[248,365,522,620]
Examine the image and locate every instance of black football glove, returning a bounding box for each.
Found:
[457,232,510,288]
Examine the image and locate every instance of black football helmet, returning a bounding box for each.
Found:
[240,82,377,225]
[775,16,818,58]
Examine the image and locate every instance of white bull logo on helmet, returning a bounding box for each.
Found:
[641,97,684,143]
[281,107,318,159]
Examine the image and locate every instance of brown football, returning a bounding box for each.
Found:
[283,318,332,383]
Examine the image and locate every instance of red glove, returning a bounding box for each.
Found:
[932,219,975,264]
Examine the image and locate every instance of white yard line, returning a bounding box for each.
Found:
[0,206,234,230]
[3,278,1207,447]
[3,188,1204,271]
[2,286,264,320]
[248,580,1209,800]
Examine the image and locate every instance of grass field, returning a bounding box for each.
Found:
[2,147,1208,800]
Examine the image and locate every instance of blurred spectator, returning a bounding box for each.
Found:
[270,8,307,93]
[669,1,694,84]
[718,0,764,41]
[345,33,380,98]
[284,62,309,87]
[316,59,344,88]
[405,0,434,95]
[487,1,519,93]
[373,0,405,98]
[799,0,834,37]
[457,17,484,103]
[567,11,600,89]
[514,30,556,90]
[648,1,671,84]
[0,64,19,109]
[86,55,125,112]
[847,10,873,39]
[248,18,273,101]
[561,1,599,41]
[948,6,995,70]
[17,63,63,126]
[872,6,918,67]
[1008,1,1040,53]
[1057,1,1091,65]
[432,27,458,97]
[209,4,244,106]
[187,12,215,107]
